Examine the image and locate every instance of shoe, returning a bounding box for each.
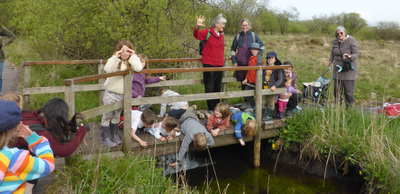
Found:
[110,123,122,145]
[100,126,118,147]
[102,137,118,148]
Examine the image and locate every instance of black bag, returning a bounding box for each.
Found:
[336,58,353,72]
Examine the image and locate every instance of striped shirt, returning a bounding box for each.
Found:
[0,132,55,193]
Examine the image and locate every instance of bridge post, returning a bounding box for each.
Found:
[64,82,76,119]
[98,61,105,106]
[122,72,133,152]
[22,65,31,108]
[254,68,263,167]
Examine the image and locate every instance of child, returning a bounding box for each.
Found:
[159,88,189,117]
[242,42,262,107]
[231,110,256,146]
[207,102,231,136]
[0,92,23,109]
[283,61,297,87]
[0,100,55,193]
[146,116,180,141]
[169,108,215,168]
[101,40,144,147]
[131,54,166,100]
[131,109,158,147]
[275,79,301,118]
[283,61,301,111]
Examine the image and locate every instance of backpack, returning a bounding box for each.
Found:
[198,29,211,55]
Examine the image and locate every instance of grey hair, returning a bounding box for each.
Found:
[336,26,346,32]
[240,18,252,27]
[212,14,227,27]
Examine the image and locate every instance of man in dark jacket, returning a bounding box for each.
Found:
[0,25,16,92]
[329,26,359,107]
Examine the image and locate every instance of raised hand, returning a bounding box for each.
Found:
[196,16,206,27]
[17,123,33,138]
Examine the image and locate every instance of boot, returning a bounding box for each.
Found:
[110,123,122,145]
[100,126,117,148]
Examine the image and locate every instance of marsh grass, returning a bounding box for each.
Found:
[46,154,198,194]
[280,105,400,193]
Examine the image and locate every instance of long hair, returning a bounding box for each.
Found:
[40,98,79,143]
[0,128,17,149]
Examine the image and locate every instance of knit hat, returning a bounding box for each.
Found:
[249,42,261,50]
[266,51,277,59]
[0,100,21,132]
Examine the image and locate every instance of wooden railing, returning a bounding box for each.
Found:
[64,64,291,167]
[19,58,291,167]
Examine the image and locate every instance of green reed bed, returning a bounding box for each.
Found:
[280,106,400,193]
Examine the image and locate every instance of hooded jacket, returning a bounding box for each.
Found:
[177,109,215,162]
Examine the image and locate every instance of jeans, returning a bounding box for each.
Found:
[0,61,4,92]
[203,64,223,110]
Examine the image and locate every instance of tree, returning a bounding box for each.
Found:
[376,21,400,40]
[338,13,367,34]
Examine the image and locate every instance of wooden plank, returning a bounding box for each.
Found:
[130,89,285,106]
[23,59,104,66]
[80,89,285,119]
[80,101,123,120]
[127,128,280,156]
[64,84,75,119]
[146,77,237,88]
[65,65,292,85]
[123,73,133,152]
[254,69,263,167]
[130,90,253,106]
[23,84,103,95]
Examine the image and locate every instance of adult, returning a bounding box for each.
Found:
[329,26,359,107]
[231,18,265,88]
[18,98,88,157]
[193,14,227,110]
[0,25,16,92]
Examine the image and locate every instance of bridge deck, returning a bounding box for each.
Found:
[75,119,285,157]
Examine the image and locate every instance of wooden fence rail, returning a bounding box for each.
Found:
[19,58,291,168]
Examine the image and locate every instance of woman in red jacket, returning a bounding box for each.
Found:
[193,14,227,110]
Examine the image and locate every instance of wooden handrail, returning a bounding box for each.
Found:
[23,58,203,67]
[64,65,292,86]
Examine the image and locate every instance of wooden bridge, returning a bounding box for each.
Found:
[18,58,290,167]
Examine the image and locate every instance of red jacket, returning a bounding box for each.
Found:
[246,56,258,84]
[17,111,88,157]
[207,114,231,131]
[193,27,225,66]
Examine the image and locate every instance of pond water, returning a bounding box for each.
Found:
[178,142,363,194]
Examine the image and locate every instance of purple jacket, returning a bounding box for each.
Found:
[131,73,161,98]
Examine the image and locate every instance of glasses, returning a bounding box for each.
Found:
[337,32,344,35]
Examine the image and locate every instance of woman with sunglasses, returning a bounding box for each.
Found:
[329,26,359,107]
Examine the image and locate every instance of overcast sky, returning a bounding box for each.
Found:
[268,0,398,25]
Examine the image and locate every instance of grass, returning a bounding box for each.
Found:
[46,154,197,194]
[3,34,400,192]
[280,105,400,193]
